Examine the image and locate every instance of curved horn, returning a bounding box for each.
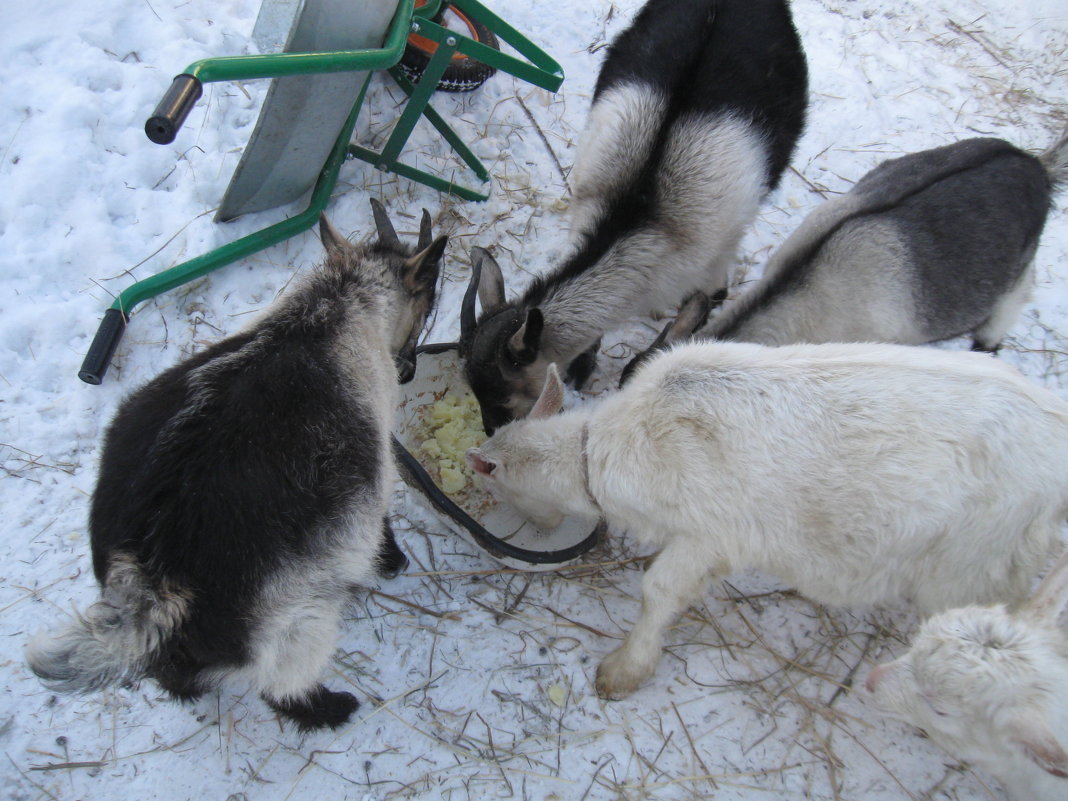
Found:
[369,198,401,249]
[418,208,433,251]
[460,248,485,348]
[507,308,544,366]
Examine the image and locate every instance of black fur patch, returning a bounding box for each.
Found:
[264,684,360,732]
[565,338,601,390]
[91,312,382,677]
[462,307,529,434]
[375,519,409,579]
[594,0,808,192]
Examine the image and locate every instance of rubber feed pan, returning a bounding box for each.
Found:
[394,344,602,571]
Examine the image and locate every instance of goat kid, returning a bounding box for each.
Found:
[460,0,808,433]
[26,201,446,731]
[621,129,1068,385]
[466,342,1068,699]
[865,550,1068,801]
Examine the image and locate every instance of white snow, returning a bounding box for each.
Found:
[2,1,1067,799]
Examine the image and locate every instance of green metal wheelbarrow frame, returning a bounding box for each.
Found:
[79,0,563,384]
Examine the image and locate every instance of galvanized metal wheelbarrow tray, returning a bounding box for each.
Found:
[79,0,563,384]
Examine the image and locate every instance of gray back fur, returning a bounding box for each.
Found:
[708,136,1058,349]
[623,132,1068,381]
[460,0,809,431]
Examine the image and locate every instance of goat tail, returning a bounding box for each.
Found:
[26,554,190,693]
[1040,126,1068,190]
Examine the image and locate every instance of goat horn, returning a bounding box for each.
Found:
[507,308,543,365]
[418,208,433,251]
[369,198,402,249]
[459,249,485,349]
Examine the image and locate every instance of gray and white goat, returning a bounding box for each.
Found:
[460,0,808,433]
[621,131,1068,384]
[866,550,1068,801]
[467,342,1068,700]
[26,201,446,731]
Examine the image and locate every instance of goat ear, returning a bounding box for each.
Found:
[1023,550,1068,623]
[507,308,544,365]
[672,291,713,339]
[1008,714,1068,778]
[529,363,565,420]
[319,214,352,256]
[474,249,506,316]
[466,448,499,478]
[403,235,448,293]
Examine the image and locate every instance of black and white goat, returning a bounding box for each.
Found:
[621,130,1068,384]
[460,0,808,432]
[26,201,446,731]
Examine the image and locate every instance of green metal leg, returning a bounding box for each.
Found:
[78,87,367,384]
[81,0,563,384]
[388,65,490,181]
[346,26,491,201]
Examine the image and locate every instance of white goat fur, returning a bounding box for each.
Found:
[466,341,1068,699]
[546,89,769,352]
[866,551,1068,801]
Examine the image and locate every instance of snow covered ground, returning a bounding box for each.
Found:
[2,0,1067,799]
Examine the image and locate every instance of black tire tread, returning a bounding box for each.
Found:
[400,7,500,93]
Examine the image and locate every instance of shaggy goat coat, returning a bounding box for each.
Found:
[26,208,445,730]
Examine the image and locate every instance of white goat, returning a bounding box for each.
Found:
[865,551,1068,801]
[466,341,1068,699]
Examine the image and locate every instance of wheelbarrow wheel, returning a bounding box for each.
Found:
[400,4,500,92]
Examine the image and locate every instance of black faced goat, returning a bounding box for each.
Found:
[461,0,809,432]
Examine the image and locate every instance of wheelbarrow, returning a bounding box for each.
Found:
[79,0,563,385]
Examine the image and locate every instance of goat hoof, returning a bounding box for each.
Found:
[970,339,1000,355]
[594,648,649,700]
[377,552,409,579]
[376,519,409,578]
[265,685,359,732]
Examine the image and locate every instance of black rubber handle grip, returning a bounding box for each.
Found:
[79,308,128,385]
[145,74,203,145]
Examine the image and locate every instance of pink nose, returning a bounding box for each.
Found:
[865,663,889,693]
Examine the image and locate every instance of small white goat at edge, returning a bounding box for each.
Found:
[865,550,1068,801]
[465,341,1068,701]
